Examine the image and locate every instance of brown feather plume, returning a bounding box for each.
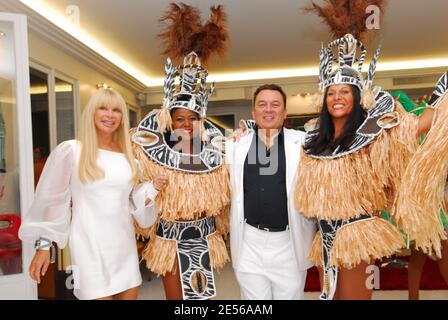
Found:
[159,3,229,64]
[158,3,201,61]
[304,0,388,41]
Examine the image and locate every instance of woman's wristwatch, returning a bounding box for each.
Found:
[34,237,56,264]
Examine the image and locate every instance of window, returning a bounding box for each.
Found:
[128,105,138,128]
[208,114,236,136]
[30,68,50,164]
[55,77,75,143]
[29,65,78,188]
[284,114,319,131]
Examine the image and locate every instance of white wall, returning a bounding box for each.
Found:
[28,33,138,111]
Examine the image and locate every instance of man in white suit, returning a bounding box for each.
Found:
[226,84,316,300]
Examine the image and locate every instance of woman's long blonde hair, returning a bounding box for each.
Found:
[78,87,138,185]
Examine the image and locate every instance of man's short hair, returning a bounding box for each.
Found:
[253,84,287,108]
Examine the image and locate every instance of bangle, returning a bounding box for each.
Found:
[34,237,56,264]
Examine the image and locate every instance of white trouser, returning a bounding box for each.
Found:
[234,223,307,300]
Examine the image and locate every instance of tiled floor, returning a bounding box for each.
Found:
[137,263,448,300]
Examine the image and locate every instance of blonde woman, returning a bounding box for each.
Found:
[19,88,165,300]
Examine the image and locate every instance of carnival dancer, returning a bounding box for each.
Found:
[293,0,444,300]
[131,3,231,300]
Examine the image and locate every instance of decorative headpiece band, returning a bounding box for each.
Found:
[162,52,215,119]
[319,33,382,94]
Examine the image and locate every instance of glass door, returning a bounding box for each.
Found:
[0,13,35,299]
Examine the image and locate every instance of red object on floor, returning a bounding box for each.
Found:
[304,267,320,292]
[380,258,448,290]
[0,214,22,275]
[304,259,448,292]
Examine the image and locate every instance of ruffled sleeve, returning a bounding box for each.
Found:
[19,140,75,248]
[371,102,420,209]
[130,181,159,228]
[394,93,448,256]
[390,103,420,197]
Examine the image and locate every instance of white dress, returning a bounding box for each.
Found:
[19,140,158,300]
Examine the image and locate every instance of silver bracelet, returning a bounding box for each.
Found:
[34,237,56,264]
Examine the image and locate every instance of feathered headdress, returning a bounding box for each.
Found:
[305,0,388,111]
[131,3,228,172]
[304,0,388,41]
[159,3,228,65]
[156,3,229,133]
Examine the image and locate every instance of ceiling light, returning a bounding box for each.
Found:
[375,58,448,72]
[149,67,319,87]
[149,57,448,87]
[96,83,110,89]
[20,0,153,86]
[0,31,6,37]
[294,93,311,97]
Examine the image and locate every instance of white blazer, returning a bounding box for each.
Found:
[225,128,317,271]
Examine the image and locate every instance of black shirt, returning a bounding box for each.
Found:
[243,128,289,228]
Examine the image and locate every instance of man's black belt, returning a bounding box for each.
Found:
[246,220,288,232]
